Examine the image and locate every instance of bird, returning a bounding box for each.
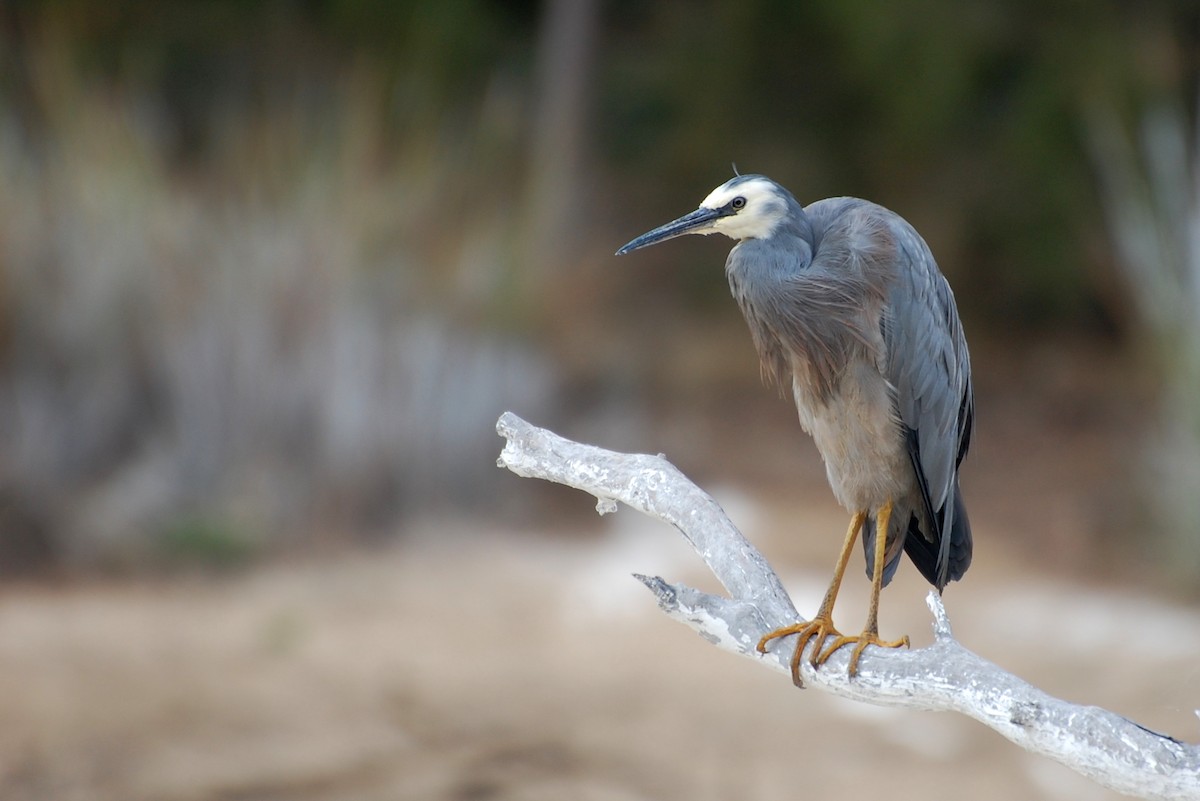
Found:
[616,174,973,686]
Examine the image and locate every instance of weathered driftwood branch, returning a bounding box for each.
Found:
[496,411,1200,801]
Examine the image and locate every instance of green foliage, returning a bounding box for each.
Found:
[158,516,259,570]
[598,0,1183,327]
[9,0,1183,332]
[1,0,1196,571]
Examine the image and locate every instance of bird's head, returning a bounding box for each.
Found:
[616,174,792,255]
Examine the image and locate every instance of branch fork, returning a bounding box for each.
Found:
[496,412,1200,800]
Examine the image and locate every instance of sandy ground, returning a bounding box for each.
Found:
[1,483,1197,801]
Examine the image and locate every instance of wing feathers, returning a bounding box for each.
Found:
[884,219,974,587]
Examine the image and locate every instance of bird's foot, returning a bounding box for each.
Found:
[756,615,843,688]
[817,629,910,677]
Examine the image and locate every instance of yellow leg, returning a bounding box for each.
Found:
[757,511,866,687]
[817,499,910,675]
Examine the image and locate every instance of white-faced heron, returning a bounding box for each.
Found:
[617,174,973,685]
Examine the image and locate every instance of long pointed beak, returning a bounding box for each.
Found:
[615,207,723,255]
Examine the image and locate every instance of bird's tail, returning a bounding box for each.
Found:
[902,481,972,591]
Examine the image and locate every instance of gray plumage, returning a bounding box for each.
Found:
[618,173,976,682]
[617,173,972,605]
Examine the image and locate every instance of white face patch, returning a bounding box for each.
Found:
[699,177,787,241]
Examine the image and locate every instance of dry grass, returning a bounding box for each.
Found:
[0,47,551,566]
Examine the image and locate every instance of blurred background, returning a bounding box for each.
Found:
[1,1,1199,799]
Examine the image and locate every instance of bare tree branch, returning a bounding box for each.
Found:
[496,411,1200,801]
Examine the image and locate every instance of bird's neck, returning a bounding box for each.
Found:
[724,207,872,403]
[728,229,813,282]
[782,202,817,251]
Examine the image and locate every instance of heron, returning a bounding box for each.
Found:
[616,174,973,686]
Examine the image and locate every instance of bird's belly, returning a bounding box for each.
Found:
[793,365,912,513]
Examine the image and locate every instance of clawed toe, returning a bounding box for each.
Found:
[760,622,910,683]
[757,616,843,687]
